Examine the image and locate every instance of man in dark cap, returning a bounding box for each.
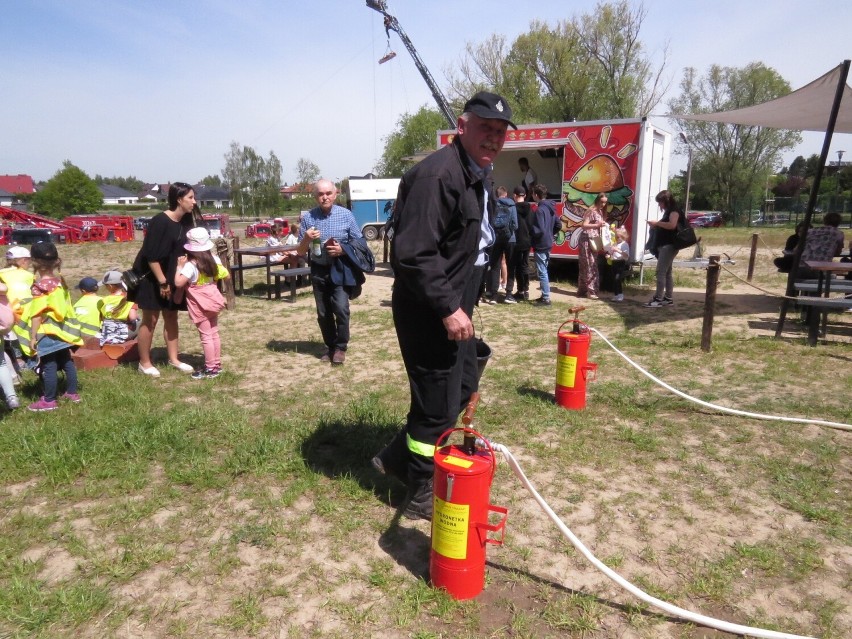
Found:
[372,91,515,520]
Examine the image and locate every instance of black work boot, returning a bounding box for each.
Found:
[402,477,433,521]
[371,431,409,485]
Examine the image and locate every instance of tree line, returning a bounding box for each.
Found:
[374,0,814,217]
[25,147,324,219]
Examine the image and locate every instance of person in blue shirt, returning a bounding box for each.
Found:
[297,179,363,365]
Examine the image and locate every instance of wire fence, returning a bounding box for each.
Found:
[724,195,852,228]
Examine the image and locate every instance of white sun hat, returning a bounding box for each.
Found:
[184,227,214,252]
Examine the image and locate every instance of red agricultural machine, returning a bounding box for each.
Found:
[0,207,136,244]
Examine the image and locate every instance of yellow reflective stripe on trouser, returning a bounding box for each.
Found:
[406,434,436,458]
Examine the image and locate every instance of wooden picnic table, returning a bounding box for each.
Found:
[802,260,852,344]
[232,245,299,299]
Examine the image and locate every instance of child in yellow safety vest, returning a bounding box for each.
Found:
[17,242,83,412]
[0,245,34,379]
[174,227,229,380]
[98,271,138,346]
[0,283,20,409]
[73,277,103,341]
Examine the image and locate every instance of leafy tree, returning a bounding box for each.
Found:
[668,62,801,212]
[445,0,667,122]
[200,175,222,187]
[33,161,103,218]
[804,154,822,180]
[574,1,668,117]
[375,107,448,177]
[295,158,321,190]
[786,155,806,178]
[93,174,144,192]
[222,142,282,217]
[772,175,809,198]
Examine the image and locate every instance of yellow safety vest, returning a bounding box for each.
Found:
[15,283,84,356]
[193,260,229,286]
[73,293,103,338]
[0,267,34,306]
[97,294,134,321]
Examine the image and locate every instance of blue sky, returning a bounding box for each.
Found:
[2,0,850,185]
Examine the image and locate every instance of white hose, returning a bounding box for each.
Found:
[589,327,852,432]
[491,442,818,639]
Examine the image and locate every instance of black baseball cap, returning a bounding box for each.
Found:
[513,186,526,196]
[462,91,517,129]
[30,241,59,261]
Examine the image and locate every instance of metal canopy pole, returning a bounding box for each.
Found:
[784,60,850,299]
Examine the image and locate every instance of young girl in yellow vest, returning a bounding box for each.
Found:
[97,271,139,346]
[18,242,83,411]
[174,228,229,380]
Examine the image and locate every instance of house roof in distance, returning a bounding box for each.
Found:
[0,175,36,194]
[98,184,138,198]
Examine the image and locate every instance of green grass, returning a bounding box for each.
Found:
[0,232,849,638]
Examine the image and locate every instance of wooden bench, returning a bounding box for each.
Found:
[271,267,312,302]
[794,280,852,294]
[781,296,852,346]
[793,297,852,310]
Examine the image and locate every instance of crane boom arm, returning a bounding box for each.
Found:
[366,1,457,128]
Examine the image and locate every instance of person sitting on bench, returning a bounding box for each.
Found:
[773,222,807,273]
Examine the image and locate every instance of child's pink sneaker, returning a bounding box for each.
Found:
[28,397,58,412]
[62,393,81,403]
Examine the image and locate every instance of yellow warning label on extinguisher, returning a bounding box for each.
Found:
[432,497,469,559]
[557,354,578,388]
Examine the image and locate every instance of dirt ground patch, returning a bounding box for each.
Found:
[1,235,849,638]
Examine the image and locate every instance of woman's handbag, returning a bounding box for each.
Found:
[674,216,698,250]
[121,268,147,291]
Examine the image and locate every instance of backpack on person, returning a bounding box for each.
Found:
[493,200,514,240]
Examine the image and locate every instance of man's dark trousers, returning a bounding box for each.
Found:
[311,266,350,353]
[392,266,483,484]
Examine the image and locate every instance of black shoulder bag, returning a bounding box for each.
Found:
[674,210,697,251]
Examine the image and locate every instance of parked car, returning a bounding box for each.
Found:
[133,216,152,231]
[691,213,724,228]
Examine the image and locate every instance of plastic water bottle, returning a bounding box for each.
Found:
[310,228,321,257]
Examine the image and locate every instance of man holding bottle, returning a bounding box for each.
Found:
[298,179,363,365]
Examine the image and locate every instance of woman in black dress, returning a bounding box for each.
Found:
[134,182,196,376]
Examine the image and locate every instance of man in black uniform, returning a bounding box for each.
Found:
[372,92,515,520]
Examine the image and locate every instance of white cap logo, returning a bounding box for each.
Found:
[496,100,504,113]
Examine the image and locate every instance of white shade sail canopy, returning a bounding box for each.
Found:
[671,63,852,133]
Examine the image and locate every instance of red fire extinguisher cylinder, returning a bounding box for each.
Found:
[430,428,507,601]
[555,318,597,410]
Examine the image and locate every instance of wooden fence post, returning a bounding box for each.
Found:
[747,233,759,282]
[701,255,721,352]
